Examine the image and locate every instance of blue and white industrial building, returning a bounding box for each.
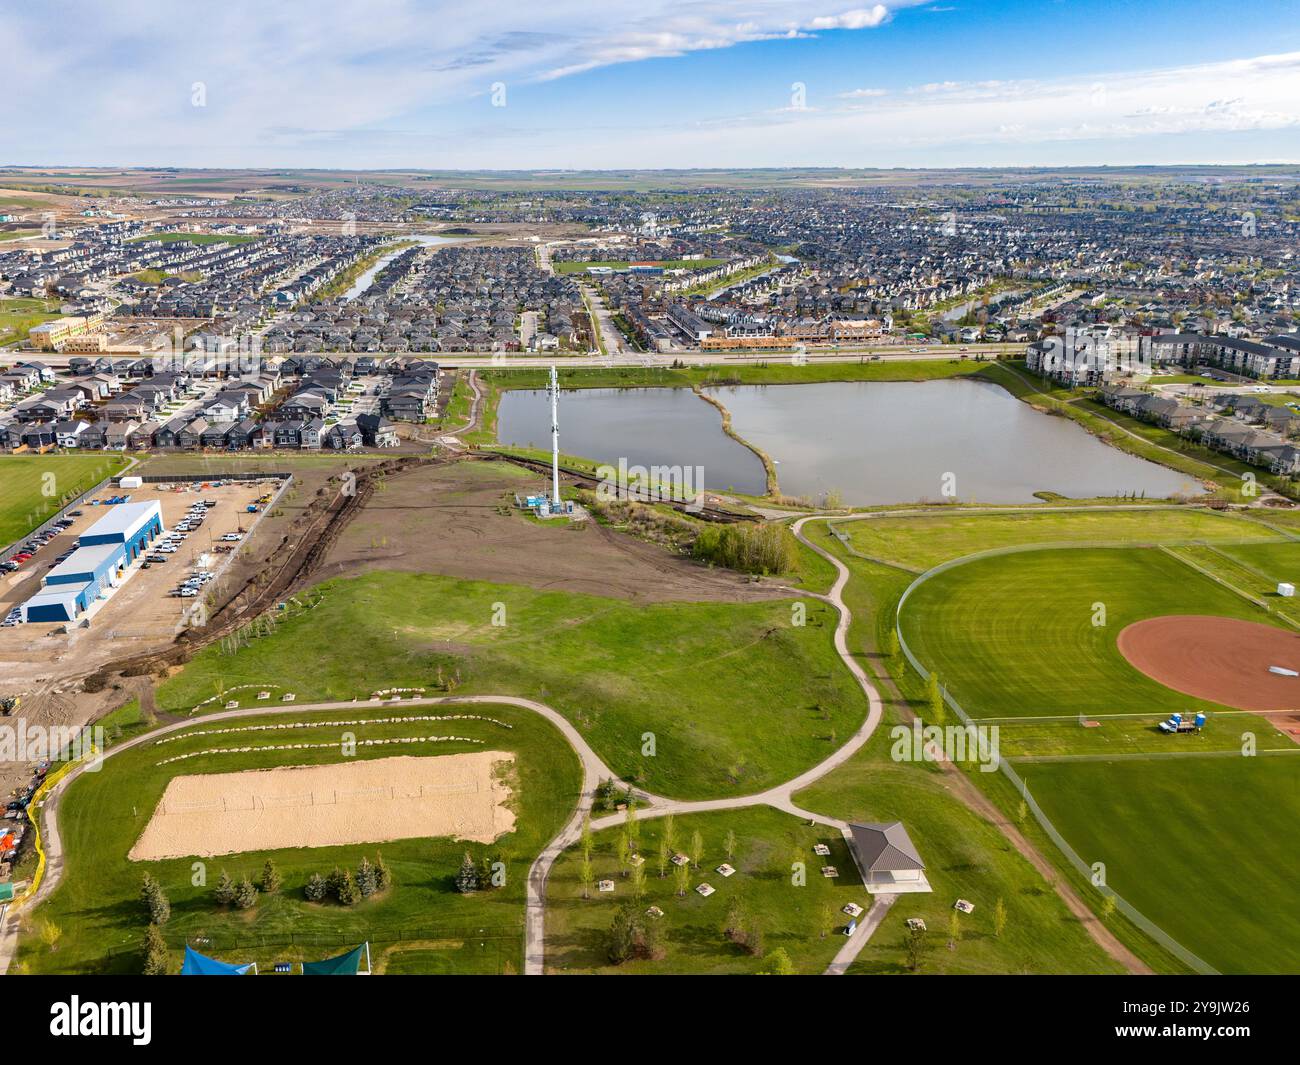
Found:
[20,500,164,624]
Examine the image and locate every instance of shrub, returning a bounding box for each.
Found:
[234,877,258,910]
[692,522,795,575]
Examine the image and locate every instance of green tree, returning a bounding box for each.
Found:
[579,815,593,861]
[579,854,594,900]
[759,947,796,975]
[630,861,647,900]
[617,832,632,877]
[142,923,169,975]
[234,876,258,910]
[673,859,690,898]
[336,869,360,906]
[140,873,170,925]
[724,828,737,862]
[607,902,640,965]
[374,854,392,893]
[214,869,236,906]
[904,925,929,972]
[356,857,377,898]
[304,872,327,902]
[926,672,947,725]
[657,834,671,879]
[259,859,282,894]
[689,829,704,870]
[454,852,479,894]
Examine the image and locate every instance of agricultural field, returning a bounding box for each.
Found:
[0,453,130,547]
[155,570,864,799]
[15,703,580,975]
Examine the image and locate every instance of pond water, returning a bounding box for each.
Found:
[497,379,1205,505]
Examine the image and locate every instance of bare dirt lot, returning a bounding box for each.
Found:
[129,751,516,860]
[1118,614,1300,717]
[317,458,788,604]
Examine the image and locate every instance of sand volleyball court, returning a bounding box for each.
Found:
[129,752,516,860]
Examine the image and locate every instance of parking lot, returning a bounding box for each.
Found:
[0,477,277,655]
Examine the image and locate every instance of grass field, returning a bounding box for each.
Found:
[16,702,580,975]
[841,506,1286,572]
[0,296,61,344]
[793,743,1126,974]
[900,546,1283,721]
[1026,756,1300,974]
[156,571,863,799]
[0,453,130,546]
[546,807,868,974]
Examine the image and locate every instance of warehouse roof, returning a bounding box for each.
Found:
[80,500,162,541]
[44,542,122,584]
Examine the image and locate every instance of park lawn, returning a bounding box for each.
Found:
[546,807,866,974]
[1025,755,1300,974]
[0,453,130,546]
[901,546,1282,722]
[841,507,1284,572]
[793,759,1124,974]
[16,703,579,975]
[377,938,516,974]
[156,571,865,799]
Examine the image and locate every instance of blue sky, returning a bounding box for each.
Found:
[5,0,1300,168]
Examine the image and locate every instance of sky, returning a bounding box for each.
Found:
[4,0,1300,170]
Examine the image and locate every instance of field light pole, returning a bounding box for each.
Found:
[548,364,562,508]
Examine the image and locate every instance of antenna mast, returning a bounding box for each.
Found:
[548,365,562,507]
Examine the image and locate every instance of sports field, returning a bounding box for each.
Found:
[0,453,130,547]
[883,509,1300,975]
[1026,756,1300,974]
[901,546,1277,721]
[16,703,579,975]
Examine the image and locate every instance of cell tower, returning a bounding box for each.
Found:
[548,364,562,508]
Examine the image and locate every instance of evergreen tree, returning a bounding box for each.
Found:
[259,859,282,894]
[235,877,258,910]
[142,923,169,976]
[374,854,392,893]
[454,852,479,894]
[356,857,377,898]
[214,869,236,906]
[140,873,170,925]
[336,869,360,906]
[304,872,327,902]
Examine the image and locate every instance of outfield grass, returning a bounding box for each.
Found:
[0,453,130,546]
[156,571,864,799]
[546,807,868,974]
[1026,756,1300,974]
[901,547,1281,721]
[16,703,579,975]
[841,506,1284,572]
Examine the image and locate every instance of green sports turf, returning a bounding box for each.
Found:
[1025,755,1300,974]
[0,454,129,546]
[844,507,1284,572]
[900,546,1281,721]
